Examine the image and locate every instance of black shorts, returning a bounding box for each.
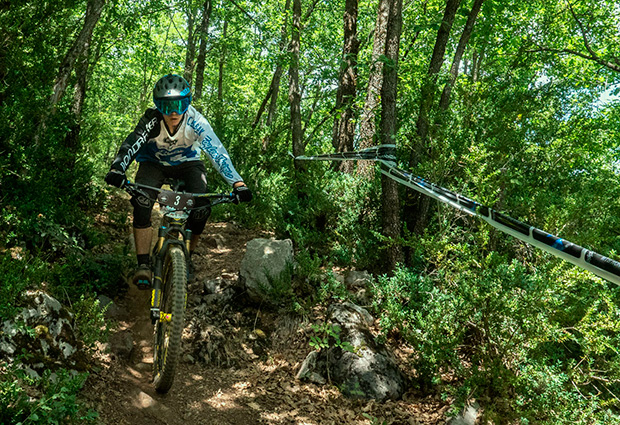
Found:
[131,161,211,235]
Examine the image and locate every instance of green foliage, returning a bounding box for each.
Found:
[0,253,47,321]
[71,295,108,351]
[309,322,357,354]
[371,228,620,422]
[48,249,131,302]
[2,0,620,420]
[0,365,97,425]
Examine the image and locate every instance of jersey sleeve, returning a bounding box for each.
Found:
[110,108,160,172]
[196,116,243,186]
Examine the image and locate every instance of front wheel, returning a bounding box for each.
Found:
[153,245,187,393]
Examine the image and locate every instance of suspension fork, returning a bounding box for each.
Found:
[149,225,191,324]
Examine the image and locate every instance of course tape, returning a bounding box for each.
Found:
[295,145,620,286]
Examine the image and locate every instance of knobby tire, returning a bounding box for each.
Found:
[153,246,187,393]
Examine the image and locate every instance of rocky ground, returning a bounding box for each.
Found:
[81,200,454,425]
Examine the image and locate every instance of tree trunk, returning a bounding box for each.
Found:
[332,0,359,174]
[183,7,197,84]
[380,0,404,273]
[415,0,462,151]
[253,0,291,130]
[194,0,212,101]
[49,0,105,109]
[216,20,228,133]
[289,0,304,168]
[35,0,105,147]
[252,84,275,129]
[63,45,90,155]
[266,0,292,133]
[267,66,284,126]
[357,0,389,177]
[406,0,462,239]
[439,0,484,110]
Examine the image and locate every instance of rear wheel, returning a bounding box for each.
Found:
[153,245,187,393]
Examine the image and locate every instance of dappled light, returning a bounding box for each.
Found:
[2,0,620,423]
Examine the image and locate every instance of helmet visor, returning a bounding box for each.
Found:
[154,97,191,115]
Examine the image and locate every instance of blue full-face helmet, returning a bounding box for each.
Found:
[153,74,192,115]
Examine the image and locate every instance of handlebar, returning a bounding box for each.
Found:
[123,181,237,210]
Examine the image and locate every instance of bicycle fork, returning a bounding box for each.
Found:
[149,226,192,325]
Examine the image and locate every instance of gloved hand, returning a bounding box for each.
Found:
[105,169,127,188]
[233,185,252,204]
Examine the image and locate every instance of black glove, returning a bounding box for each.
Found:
[233,185,252,204]
[105,169,127,188]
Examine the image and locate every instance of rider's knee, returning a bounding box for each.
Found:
[131,194,154,229]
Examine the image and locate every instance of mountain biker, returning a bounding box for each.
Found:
[104,74,252,288]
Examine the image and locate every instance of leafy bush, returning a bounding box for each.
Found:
[49,249,131,302]
[371,228,620,423]
[0,253,48,321]
[71,295,108,351]
[0,365,97,425]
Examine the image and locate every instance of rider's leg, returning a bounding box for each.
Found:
[132,162,165,271]
[175,162,210,253]
[134,227,153,257]
[189,233,201,252]
[173,163,209,280]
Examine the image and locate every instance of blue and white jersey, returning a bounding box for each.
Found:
[111,105,243,186]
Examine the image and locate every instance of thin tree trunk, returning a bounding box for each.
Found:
[415,0,462,150]
[266,0,292,132]
[407,0,462,238]
[35,0,105,147]
[183,8,197,83]
[216,20,228,132]
[49,0,105,109]
[260,0,291,150]
[253,0,291,131]
[64,46,90,155]
[332,0,359,174]
[439,0,484,110]
[194,0,212,100]
[289,0,304,169]
[252,84,274,129]
[358,0,389,177]
[267,66,284,126]
[380,0,404,273]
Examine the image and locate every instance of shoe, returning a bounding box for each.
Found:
[133,264,152,290]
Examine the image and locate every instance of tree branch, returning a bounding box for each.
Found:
[527,46,620,72]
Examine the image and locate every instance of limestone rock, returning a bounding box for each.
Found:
[239,238,294,304]
[297,302,406,401]
[0,290,87,374]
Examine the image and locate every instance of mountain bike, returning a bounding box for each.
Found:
[123,180,236,393]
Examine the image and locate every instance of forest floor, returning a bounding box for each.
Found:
[81,196,452,425]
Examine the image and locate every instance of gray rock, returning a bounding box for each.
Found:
[0,291,87,374]
[109,330,134,360]
[204,279,222,294]
[205,234,226,249]
[239,238,294,304]
[345,270,371,289]
[36,292,62,315]
[97,295,124,319]
[297,302,406,401]
[296,351,327,385]
[448,402,481,425]
[329,301,374,328]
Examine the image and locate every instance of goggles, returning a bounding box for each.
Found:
[154,96,191,115]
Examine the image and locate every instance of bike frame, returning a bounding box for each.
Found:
[123,181,234,324]
[150,209,192,324]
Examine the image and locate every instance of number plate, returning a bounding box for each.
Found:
[157,191,195,210]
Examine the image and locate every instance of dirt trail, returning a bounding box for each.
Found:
[83,220,450,425]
